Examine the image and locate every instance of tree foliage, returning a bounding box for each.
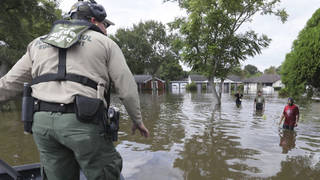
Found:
[111,20,184,80]
[158,55,185,81]
[264,66,278,74]
[230,64,262,78]
[281,8,320,97]
[244,64,260,76]
[230,65,244,77]
[166,0,287,104]
[0,0,61,69]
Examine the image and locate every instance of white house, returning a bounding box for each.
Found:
[214,75,243,93]
[171,80,188,90]
[272,79,284,89]
[170,74,208,92]
[170,74,242,93]
[243,74,283,94]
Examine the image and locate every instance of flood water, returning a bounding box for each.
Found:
[0,91,320,179]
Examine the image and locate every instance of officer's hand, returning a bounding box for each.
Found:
[132,122,149,138]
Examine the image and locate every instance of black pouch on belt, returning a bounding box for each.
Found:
[74,95,104,123]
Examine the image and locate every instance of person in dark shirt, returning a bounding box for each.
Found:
[279,97,300,130]
[254,91,265,111]
[234,90,243,107]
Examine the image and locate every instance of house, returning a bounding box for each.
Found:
[170,78,188,90]
[170,74,208,91]
[188,74,209,90]
[170,74,243,93]
[134,75,165,91]
[214,75,243,93]
[243,74,283,94]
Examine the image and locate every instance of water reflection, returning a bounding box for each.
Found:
[0,93,320,180]
[254,110,264,117]
[0,104,39,165]
[279,129,296,154]
[173,112,261,179]
[271,155,320,180]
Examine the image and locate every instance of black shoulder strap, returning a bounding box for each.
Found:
[57,48,67,79]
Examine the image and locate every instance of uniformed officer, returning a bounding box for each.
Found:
[0,0,149,179]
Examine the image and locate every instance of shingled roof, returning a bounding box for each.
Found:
[134,75,165,83]
[227,75,242,82]
[189,74,208,82]
[134,75,152,83]
[243,74,281,83]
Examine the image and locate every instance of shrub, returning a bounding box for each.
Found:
[202,84,207,90]
[278,88,289,97]
[274,87,282,91]
[186,82,197,91]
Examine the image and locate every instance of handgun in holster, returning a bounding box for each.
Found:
[107,107,120,141]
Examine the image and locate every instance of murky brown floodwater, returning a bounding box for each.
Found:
[1,91,319,179]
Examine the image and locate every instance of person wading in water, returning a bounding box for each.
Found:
[279,97,300,130]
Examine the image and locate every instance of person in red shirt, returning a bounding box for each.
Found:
[279,97,300,130]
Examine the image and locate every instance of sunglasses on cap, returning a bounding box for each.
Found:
[102,19,115,29]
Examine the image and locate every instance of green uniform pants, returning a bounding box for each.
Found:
[32,112,122,180]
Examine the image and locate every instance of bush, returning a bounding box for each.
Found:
[231,84,244,94]
[202,84,207,90]
[238,84,244,91]
[274,87,282,91]
[186,82,197,91]
[278,88,289,97]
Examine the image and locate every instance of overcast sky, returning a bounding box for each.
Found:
[59,0,320,71]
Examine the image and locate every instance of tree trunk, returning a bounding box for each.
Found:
[151,75,157,92]
[210,61,222,106]
[219,79,225,103]
[210,76,221,105]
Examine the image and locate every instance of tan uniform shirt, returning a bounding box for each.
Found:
[0,29,142,125]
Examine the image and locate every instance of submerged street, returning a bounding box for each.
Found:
[1,92,319,179]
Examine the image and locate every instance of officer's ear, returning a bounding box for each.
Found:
[90,17,98,25]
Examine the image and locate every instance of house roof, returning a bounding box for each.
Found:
[134,75,165,83]
[189,74,208,82]
[227,75,242,82]
[243,74,281,83]
[171,78,188,83]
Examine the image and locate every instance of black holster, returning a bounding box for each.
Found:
[73,95,120,141]
[21,83,34,134]
[107,107,120,141]
[74,95,104,123]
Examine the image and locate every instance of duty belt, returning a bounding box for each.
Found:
[34,100,75,113]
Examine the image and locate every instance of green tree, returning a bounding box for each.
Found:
[158,57,184,81]
[276,65,281,74]
[264,66,278,74]
[110,29,146,74]
[244,64,260,76]
[230,65,244,77]
[111,20,183,80]
[281,8,320,98]
[0,0,61,76]
[166,0,287,105]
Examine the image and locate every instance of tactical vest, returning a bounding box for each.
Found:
[30,20,109,103]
